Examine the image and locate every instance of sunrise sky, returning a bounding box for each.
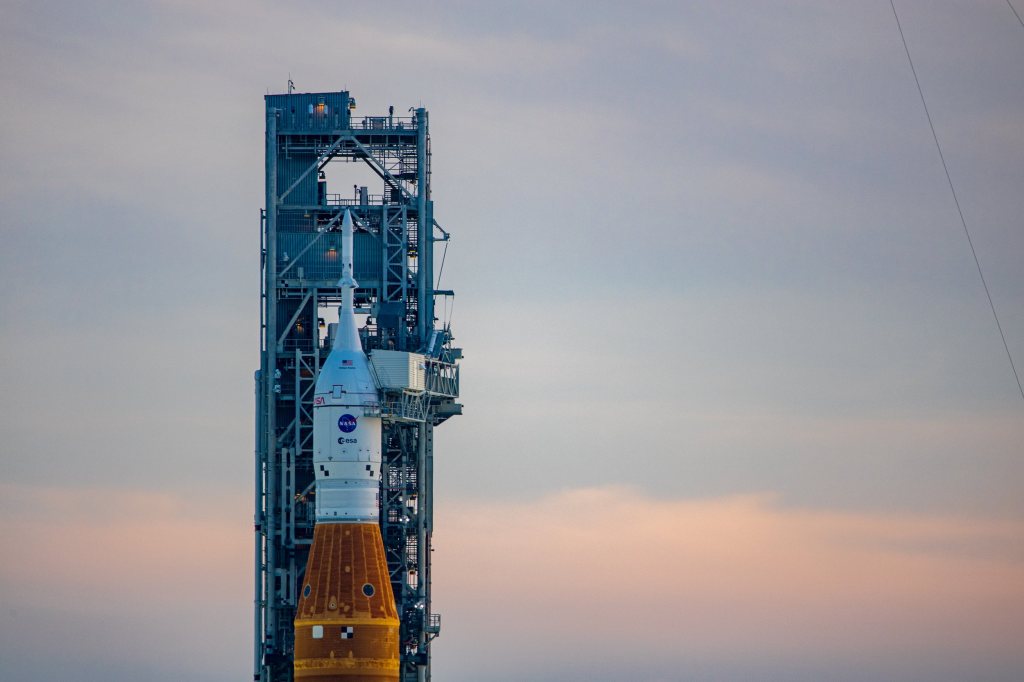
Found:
[2,1,1023,680]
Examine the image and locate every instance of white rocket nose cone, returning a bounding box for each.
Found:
[337,209,359,289]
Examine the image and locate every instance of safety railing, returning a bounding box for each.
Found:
[425,361,459,398]
[352,116,417,131]
[380,391,428,422]
[324,193,387,206]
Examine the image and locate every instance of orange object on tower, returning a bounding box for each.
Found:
[293,524,399,680]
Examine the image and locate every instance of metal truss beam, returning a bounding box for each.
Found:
[278,136,345,203]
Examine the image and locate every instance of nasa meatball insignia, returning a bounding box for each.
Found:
[338,413,358,432]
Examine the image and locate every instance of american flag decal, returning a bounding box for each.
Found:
[342,359,352,366]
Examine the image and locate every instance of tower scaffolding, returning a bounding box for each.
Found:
[256,90,462,682]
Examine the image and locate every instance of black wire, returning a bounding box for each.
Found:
[890,0,1024,402]
[1008,0,1024,29]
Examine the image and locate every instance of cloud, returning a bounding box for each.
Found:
[432,486,1024,681]
[439,291,1024,515]
[0,484,251,680]
[1,484,1022,680]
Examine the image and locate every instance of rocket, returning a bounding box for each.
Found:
[293,210,400,681]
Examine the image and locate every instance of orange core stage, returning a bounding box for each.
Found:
[294,523,400,681]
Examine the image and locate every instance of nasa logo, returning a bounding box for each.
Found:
[337,414,357,433]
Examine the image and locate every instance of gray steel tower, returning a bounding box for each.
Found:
[255,90,462,681]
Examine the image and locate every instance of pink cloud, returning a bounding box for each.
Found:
[0,484,250,610]
[0,484,252,678]
[3,484,1021,679]
[432,487,1024,675]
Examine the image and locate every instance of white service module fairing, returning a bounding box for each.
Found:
[311,210,382,523]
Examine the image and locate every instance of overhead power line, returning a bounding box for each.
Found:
[889,0,1024,402]
[1007,0,1024,29]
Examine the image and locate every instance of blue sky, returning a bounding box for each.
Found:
[1,1,1022,680]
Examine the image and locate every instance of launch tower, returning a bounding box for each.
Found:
[256,90,461,681]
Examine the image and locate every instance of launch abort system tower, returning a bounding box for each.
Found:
[256,90,462,681]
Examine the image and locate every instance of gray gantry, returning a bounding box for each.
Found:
[255,90,462,682]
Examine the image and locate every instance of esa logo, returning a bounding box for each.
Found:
[337,414,358,433]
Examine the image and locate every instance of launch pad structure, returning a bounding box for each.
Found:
[255,90,462,681]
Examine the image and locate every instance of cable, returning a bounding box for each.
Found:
[890,0,1024,401]
[1008,0,1024,29]
[435,238,453,331]
[435,239,449,289]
